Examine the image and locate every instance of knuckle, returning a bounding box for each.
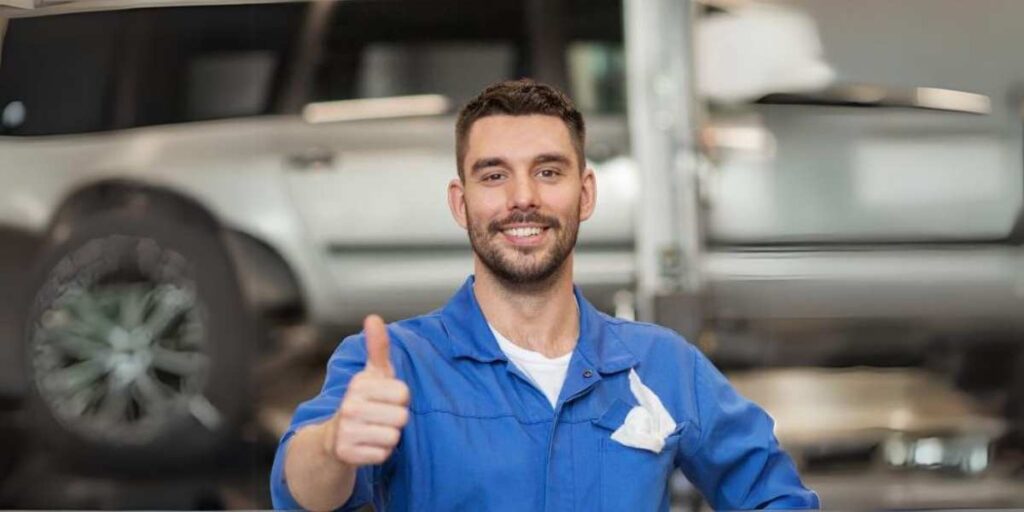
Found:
[396,382,411,405]
[351,372,375,389]
[340,400,361,419]
[387,428,402,446]
[333,444,349,462]
[372,448,392,464]
[336,419,354,437]
[338,404,353,419]
[395,407,410,427]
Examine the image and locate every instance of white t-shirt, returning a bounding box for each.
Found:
[489,325,572,408]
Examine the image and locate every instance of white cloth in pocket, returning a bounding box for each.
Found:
[610,369,677,453]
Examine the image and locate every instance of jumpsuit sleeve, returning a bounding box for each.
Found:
[270,333,389,511]
[675,346,820,510]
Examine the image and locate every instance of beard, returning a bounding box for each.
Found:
[466,204,580,287]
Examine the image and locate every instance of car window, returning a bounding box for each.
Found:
[0,3,305,136]
[568,42,625,115]
[310,0,523,108]
[312,0,625,114]
[129,4,304,128]
[0,11,123,136]
[0,0,624,137]
[566,0,625,115]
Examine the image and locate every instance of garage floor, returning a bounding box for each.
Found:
[4,343,1024,509]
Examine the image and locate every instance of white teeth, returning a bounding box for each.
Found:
[505,227,542,238]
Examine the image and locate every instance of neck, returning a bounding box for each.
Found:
[473,257,579,358]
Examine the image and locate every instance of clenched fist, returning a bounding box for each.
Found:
[323,315,411,466]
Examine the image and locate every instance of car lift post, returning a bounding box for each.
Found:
[624,0,706,341]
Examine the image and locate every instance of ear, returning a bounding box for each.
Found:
[448,178,468,229]
[579,167,597,222]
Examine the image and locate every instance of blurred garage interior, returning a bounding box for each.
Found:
[3,0,1024,509]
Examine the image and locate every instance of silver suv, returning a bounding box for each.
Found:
[0,0,633,469]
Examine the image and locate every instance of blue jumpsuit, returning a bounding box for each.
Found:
[271,276,819,510]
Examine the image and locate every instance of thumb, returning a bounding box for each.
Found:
[364,314,393,376]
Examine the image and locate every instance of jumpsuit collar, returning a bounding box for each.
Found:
[439,276,638,374]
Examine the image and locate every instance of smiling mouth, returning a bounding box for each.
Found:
[500,226,549,244]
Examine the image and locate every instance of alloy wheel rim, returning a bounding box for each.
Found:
[30,280,219,443]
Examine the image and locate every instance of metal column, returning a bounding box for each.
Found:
[624,0,705,338]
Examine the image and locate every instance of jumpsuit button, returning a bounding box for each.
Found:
[583,369,593,378]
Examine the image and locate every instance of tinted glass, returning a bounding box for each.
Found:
[129,3,304,127]
[0,0,622,136]
[311,0,624,113]
[0,3,305,136]
[0,11,123,135]
[311,0,525,107]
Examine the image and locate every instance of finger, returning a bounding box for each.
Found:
[341,399,410,428]
[350,376,410,406]
[339,423,402,449]
[335,444,391,466]
[364,314,393,376]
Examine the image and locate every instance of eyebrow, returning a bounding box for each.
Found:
[469,153,573,175]
[470,157,509,174]
[533,153,573,167]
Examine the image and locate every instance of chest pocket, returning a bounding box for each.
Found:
[593,398,686,511]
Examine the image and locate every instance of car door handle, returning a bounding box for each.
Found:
[756,84,991,115]
[285,148,336,171]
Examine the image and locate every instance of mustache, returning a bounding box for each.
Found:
[488,212,561,234]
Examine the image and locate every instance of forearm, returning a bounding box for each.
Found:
[284,422,358,511]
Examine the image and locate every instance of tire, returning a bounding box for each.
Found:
[20,208,255,472]
[0,409,22,492]
[1007,348,1024,448]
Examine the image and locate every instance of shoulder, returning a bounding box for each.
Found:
[601,311,700,363]
[388,309,448,353]
[326,310,449,369]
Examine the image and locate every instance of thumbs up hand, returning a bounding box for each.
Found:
[324,315,411,466]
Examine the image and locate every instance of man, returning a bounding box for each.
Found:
[271,79,819,511]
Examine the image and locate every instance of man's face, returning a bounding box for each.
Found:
[448,115,596,285]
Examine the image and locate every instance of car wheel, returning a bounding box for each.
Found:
[1007,348,1024,447]
[21,208,255,471]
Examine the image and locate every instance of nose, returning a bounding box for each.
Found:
[507,172,540,211]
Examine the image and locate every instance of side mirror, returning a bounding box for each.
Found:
[696,4,835,104]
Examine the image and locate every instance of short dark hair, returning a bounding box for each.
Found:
[455,79,585,180]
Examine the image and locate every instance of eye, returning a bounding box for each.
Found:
[538,168,560,179]
[482,172,505,182]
